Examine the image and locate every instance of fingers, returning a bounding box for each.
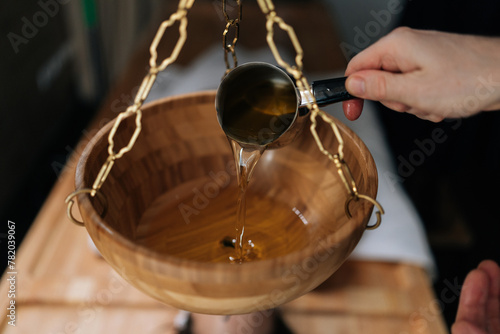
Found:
[451,321,486,334]
[477,260,500,297]
[345,70,414,107]
[477,260,500,333]
[342,27,424,120]
[342,99,364,121]
[345,27,421,76]
[453,260,500,334]
[344,72,447,122]
[341,75,414,120]
[343,70,416,119]
[455,269,489,331]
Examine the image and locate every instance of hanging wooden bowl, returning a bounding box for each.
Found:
[74,91,378,315]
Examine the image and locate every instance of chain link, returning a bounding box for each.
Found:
[222,0,242,75]
[255,0,383,227]
[66,0,195,225]
[66,0,383,228]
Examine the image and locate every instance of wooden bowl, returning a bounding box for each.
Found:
[75,91,378,315]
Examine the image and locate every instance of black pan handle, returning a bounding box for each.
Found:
[311,77,355,107]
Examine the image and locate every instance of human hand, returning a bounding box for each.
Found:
[451,260,500,334]
[342,27,500,122]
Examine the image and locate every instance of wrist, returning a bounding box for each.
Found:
[478,36,500,111]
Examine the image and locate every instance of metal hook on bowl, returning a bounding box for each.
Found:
[344,194,384,230]
[65,188,108,226]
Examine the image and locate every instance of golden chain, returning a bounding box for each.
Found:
[222,0,242,75]
[66,0,383,229]
[65,0,195,225]
[255,0,383,228]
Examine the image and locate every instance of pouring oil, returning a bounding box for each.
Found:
[227,139,265,263]
[220,78,297,263]
[134,77,307,263]
[219,76,297,146]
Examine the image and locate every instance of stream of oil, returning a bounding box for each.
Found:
[135,78,307,263]
[227,139,265,263]
[220,74,299,262]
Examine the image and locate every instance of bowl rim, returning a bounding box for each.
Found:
[75,91,378,278]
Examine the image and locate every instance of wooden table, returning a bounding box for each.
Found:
[0,2,448,333]
[0,169,448,333]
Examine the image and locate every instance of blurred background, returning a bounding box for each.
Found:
[0,0,168,245]
[1,0,499,329]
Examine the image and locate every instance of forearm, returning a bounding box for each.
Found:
[473,35,500,112]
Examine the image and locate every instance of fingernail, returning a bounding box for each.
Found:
[348,77,365,96]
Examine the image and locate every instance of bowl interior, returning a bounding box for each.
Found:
[76,91,378,313]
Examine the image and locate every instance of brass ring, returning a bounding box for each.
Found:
[65,189,108,226]
[344,194,384,230]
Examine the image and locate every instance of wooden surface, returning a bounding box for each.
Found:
[0,2,447,333]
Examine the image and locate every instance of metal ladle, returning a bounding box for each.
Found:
[216,62,354,148]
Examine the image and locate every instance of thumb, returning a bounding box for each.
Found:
[346,70,411,105]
